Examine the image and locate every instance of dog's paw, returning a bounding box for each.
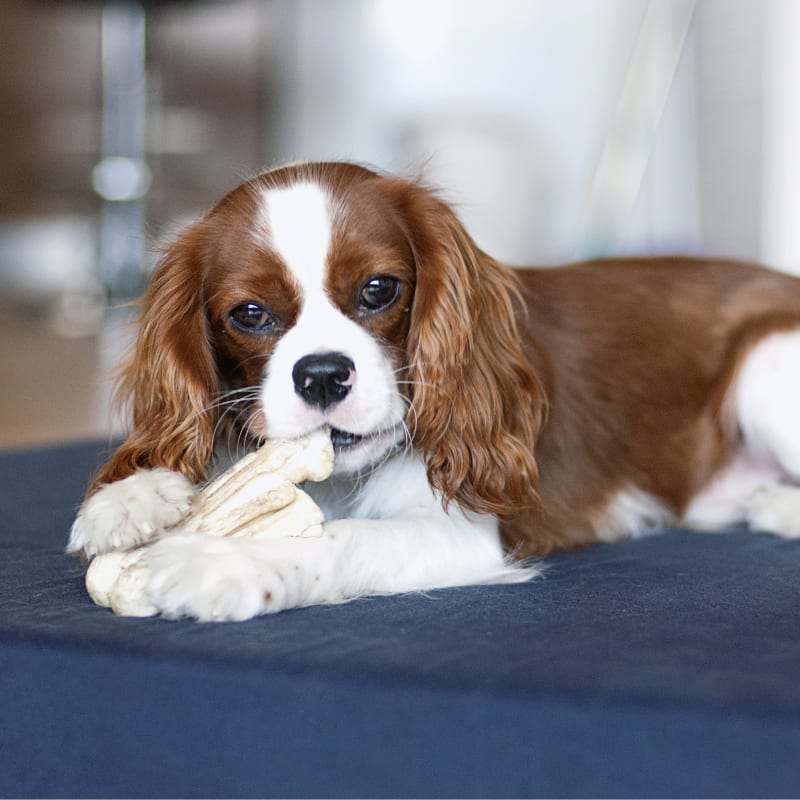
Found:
[67,469,198,558]
[128,534,267,621]
[747,485,800,538]
[117,533,336,621]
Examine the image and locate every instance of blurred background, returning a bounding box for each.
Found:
[1,0,799,449]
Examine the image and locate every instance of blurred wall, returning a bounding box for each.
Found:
[0,0,268,220]
[265,0,797,271]
[0,0,798,323]
[0,0,270,320]
[269,0,653,263]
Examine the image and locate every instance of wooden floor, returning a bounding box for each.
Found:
[0,307,128,450]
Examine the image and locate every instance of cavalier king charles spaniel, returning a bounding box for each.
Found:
[69,161,800,620]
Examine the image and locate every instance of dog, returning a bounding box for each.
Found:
[68,161,800,620]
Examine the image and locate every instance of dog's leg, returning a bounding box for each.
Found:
[113,513,536,621]
[735,328,800,538]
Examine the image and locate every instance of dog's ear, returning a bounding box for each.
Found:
[91,224,219,492]
[400,183,544,517]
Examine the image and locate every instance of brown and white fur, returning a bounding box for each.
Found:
[68,161,800,620]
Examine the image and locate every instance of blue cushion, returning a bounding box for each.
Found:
[1,441,800,798]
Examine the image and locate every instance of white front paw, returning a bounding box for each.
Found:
[106,534,334,621]
[134,534,268,621]
[68,469,198,558]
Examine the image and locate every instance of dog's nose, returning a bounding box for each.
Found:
[292,352,356,410]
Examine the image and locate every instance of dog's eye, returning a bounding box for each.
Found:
[229,302,276,333]
[359,276,401,312]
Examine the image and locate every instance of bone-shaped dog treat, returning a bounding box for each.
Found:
[179,428,334,539]
[84,429,335,616]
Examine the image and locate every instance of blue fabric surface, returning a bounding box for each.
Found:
[1,441,800,798]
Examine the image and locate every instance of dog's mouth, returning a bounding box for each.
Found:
[329,427,366,452]
[323,424,405,472]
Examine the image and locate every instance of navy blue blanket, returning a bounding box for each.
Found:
[1,441,799,798]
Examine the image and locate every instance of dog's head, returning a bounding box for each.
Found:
[108,162,542,517]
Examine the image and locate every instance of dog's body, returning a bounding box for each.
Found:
[507,259,800,553]
[69,162,800,620]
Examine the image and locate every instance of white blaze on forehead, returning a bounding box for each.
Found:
[259,182,332,295]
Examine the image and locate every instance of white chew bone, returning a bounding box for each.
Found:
[84,429,335,616]
[86,548,158,617]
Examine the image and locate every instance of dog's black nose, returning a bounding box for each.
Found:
[292,352,356,410]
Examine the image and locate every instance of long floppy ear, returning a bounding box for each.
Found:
[90,224,220,492]
[402,185,544,518]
